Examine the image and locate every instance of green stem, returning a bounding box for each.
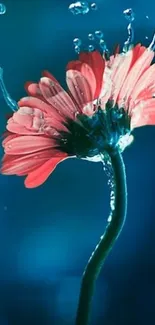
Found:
[75,150,127,325]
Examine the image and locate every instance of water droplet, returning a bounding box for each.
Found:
[88,44,95,52]
[0,3,6,15]
[110,190,115,211]
[74,45,80,54]
[145,36,149,39]
[123,8,135,22]
[146,15,149,19]
[99,39,106,50]
[73,38,82,46]
[69,1,89,15]
[95,30,104,39]
[88,33,94,40]
[90,2,97,10]
[108,214,112,222]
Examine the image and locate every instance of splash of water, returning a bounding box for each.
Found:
[101,152,116,221]
[0,67,18,111]
[149,33,155,51]
[123,8,135,52]
[0,3,6,14]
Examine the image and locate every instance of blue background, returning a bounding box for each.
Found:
[0,0,155,324]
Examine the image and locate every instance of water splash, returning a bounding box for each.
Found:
[101,152,116,221]
[117,134,134,152]
[0,67,18,111]
[69,1,89,15]
[0,3,6,14]
[69,1,98,15]
[123,8,135,52]
[149,33,155,51]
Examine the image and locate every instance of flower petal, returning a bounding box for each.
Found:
[131,98,155,128]
[39,77,77,118]
[1,149,61,175]
[118,48,154,105]
[66,70,94,112]
[79,51,105,98]
[4,135,56,155]
[24,154,68,188]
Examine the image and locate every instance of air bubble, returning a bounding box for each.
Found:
[95,30,104,39]
[0,3,6,14]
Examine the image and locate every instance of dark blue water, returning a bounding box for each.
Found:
[0,0,155,324]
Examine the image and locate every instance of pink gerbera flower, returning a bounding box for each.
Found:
[1,44,155,188]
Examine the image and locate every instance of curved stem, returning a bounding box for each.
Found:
[75,150,127,325]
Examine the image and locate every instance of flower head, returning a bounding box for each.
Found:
[1,45,155,188]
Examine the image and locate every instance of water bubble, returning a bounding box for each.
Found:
[73,38,82,46]
[88,44,95,52]
[145,36,149,39]
[74,45,80,54]
[90,2,98,10]
[0,3,6,14]
[95,30,104,39]
[123,8,135,22]
[88,33,94,40]
[69,1,89,15]
[146,15,149,19]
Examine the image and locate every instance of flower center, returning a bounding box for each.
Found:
[57,101,131,158]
